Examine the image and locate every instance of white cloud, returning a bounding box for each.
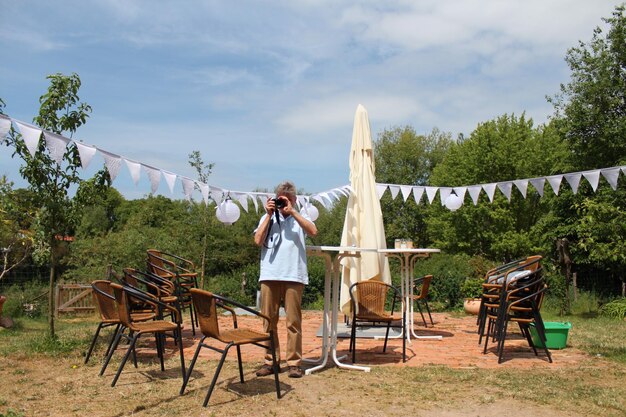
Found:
[1,0,621,197]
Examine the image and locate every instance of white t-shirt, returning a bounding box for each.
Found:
[256,211,311,285]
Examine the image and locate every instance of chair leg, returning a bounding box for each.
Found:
[156,333,165,371]
[180,336,205,395]
[100,328,125,376]
[483,318,493,354]
[203,345,232,407]
[112,333,140,387]
[424,300,434,326]
[350,318,357,363]
[84,322,105,364]
[269,333,281,399]
[176,324,186,380]
[497,320,509,364]
[104,324,122,359]
[519,323,538,356]
[533,314,553,363]
[236,345,244,384]
[415,300,427,327]
[383,321,392,353]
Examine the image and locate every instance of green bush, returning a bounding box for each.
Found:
[414,253,473,308]
[460,278,483,299]
[1,282,49,318]
[599,298,626,320]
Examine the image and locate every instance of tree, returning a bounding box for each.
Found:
[549,4,626,171]
[0,176,34,281]
[428,114,569,260]
[1,73,109,337]
[188,150,214,287]
[374,127,453,246]
[542,5,626,301]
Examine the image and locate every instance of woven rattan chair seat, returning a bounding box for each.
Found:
[218,328,271,345]
[131,320,179,334]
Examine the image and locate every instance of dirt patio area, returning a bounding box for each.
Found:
[178,310,587,370]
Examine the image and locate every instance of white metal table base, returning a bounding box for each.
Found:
[305,247,374,374]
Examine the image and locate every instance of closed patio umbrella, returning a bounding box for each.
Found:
[339,104,391,315]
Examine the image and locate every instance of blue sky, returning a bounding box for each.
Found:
[0,0,620,199]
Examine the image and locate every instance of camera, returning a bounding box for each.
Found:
[273,197,287,209]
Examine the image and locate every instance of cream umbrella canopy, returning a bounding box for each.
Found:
[339,104,391,315]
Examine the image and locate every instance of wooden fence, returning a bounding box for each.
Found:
[55,284,94,317]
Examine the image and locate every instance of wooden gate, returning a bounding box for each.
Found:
[55,284,94,316]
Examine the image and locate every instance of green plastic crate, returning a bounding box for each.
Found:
[529,322,572,349]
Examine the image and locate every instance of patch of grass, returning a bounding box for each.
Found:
[0,316,95,357]
[540,312,626,363]
[0,409,25,417]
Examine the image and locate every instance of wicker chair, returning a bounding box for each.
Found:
[146,249,198,334]
[410,274,434,327]
[348,280,406,363]
[180,288,281,407]
[482,268,552,363]
[477,256,543,343]
[100,282,186,387]
[84,280,155,365]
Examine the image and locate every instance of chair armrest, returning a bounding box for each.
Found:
[91,284,115,300]
[124,285,182,323]
[213,293,272,323]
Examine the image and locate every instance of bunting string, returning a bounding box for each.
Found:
[1,114,624,213]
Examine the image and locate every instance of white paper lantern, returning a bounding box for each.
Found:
[302,203,319,222]
[216,200,240,225]
[445,194,463,211]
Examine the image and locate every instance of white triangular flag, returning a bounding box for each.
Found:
[497,182,513,201]
[529,178,545,197]
[181,177,195,200]
[0,114,12,138]
[413,186,425,204]
[425,186,438,204]
[209,186,222,206]
[15,121,42,156]
[453,187,467,201]
[468,186,482,205]
[513,179,528,198]
[99,149,122,181]
[74,142,97,169]
[42,131,69,165]
[249,193,259,212]
[162,170,177,194]
[564,173,581,194]
[547,175,563,195]
[143,165,161,194]
[439,187,452,205]
[124,159,141,185]
[400,185,413,201]
[376,184,388,199]
[601,168,620,190]
[482,183,497,203]
[388,185,400,200]
[235,193,249,212]
[582,170,600,192]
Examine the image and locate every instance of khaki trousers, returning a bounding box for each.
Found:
[260,281,304,367]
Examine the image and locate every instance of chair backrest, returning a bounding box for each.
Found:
[110,282,133,328]
[190,288,221,339]
[350,281,393,317]
[146,249,176,279]
[521,255,542,272]
[413,275,432,300]
[91,280,118,321]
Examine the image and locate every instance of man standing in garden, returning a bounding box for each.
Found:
[253,181,317,378]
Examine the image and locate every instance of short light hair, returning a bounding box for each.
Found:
[275,181,297,201]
